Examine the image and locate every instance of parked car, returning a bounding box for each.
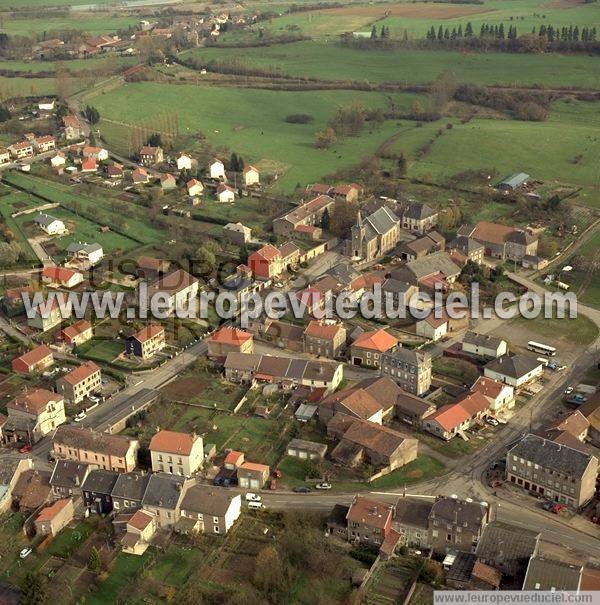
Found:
[74,411,87,422]
[489,479,502,488]
[245,493,261,502]
[315,482,332,490]
[248,501,263,510]
[564,386,574,395]
[293,486,311,494]
[19,548,32,559]
[19,444,32,454]
[88,395,100,404]
[486,418,499,427]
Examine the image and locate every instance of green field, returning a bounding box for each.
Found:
[250,0,600,40]
[512,307,599,345]
[0,55,137,74]
[1,14,138,36]
[391,101,600,205]
[76,338,124,362]
[3,172,164,244]
[184,41,600,89]
[90,81,423,190]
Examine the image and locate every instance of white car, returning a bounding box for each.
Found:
[19,548,32,559]
[486,418,499,427]
[564,386,574,395]
[315,482,332,490]
[88,395,100,403]
[74,412,87,423]
[245,493,261,502]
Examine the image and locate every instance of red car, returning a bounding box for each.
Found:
[489,479,502,488]
[19,444,32,454]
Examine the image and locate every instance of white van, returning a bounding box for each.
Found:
[248,501,263,510]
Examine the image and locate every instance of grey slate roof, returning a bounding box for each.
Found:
[449,235,484,254]
[523,556,582,591]
[382,278,413,295]
[81,469,119,495]
[111,472,150,502]
[180,484,237,517]
[382,346,429,367]
[49,460,90,490]
[66,242,103,254]
[403,203,437,221]
[142,473,186,510]
[506,230,537,245]
[287,438,328,456]
[34,213,60,228]
[508,433,595,478]
[405,251,461,280]
[394,497,433,529]
[463,331,505,350]
[476,520,540,564]
[327,263,360,286]
[430,497,487,533]
[364,206,400,241]
[485,354,542,379]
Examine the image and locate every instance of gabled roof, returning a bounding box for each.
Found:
[42,266,80,283]
[112,472,150,501]
[546,410,589,438]
[50,460,90,489]
[509,433,596,478]
[13,344,53,368]
[80,468,119,494]
[304,320,344,341]
[130,323,164,344]
[363,206,400,239]
[128,509,154,531]
[210,326,252,346]
[403,202,437,220]
[61,320,92,341]
[347,495,393,529]
[149,430,198,456]
[180,484,238,516]
[455,391,490,417]
[470,376,507,400]
[352,328,398,352]
[60,361,100,385]
[463,331,506,350]
[142,473,186,510]
[9,388,61,415]
[36,498,71,523]
[485,354,542,379]
[250,244,281,262]
[428,403,471,432]
[35,213,61,227]
[523,556,582,591]
[54,426,134,458]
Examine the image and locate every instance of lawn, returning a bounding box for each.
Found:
[511,308,598,346]
[0,191,40,264]
[90,82,423,192]
[0,75,57,98]
[46,521,94,558]
[1,14,138,36]
[556,228,600,309]
[149,544,203,588]
[86,551,150,605]
[3,172,164,244]
[402,103,600,203]
[183,41,600,88]
[76,338,124,363]
[370,455,445,488]
[15,206,138,261]
[0,55,137,74]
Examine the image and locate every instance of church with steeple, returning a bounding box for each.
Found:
[348,206,402,262]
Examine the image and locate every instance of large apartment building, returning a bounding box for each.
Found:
[506,434,598,508]
[56,361,101,403]
[380,347,432,396]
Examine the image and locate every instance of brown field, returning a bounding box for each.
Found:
[543,0,586,8]
[319,3,493,19]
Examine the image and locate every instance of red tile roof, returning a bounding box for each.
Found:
[456,391,489,417]
[347,495,393,530]
[471,376,505,400]
[36,498,71,523]
[61,320,92,341]
[128,509,154,531]
[81,157,97,171]
[239,461,269,473]
[61,361,100,385]
[132,324,164,343]
[253,244,281,262]
[8,388,62,415]
[223,450,244,466]
[149,430,197,455]
[429,403,471,432]
[352,328,398,353]
[210,327,252,346]
[304,320,343,341]
[13,344,53,369]
[42,266,80,283]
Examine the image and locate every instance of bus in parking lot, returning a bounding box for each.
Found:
[527,341,556,356]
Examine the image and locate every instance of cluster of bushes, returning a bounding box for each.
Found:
[454,84,551,121]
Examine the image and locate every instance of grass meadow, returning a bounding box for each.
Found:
[1,14,138,36]
[91,82,424,191]
[185,41,600,89]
